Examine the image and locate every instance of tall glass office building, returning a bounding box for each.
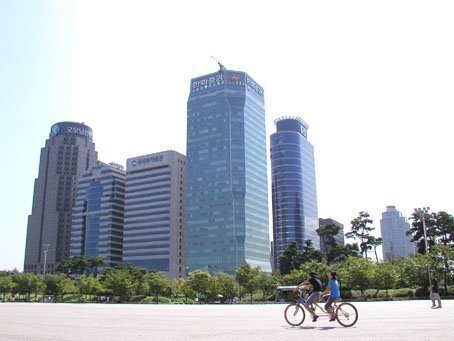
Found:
[270,117,319,269]
[186,67,271,273]
[380,205,414,260]
[123,151,186,279]
[70,161,126,269]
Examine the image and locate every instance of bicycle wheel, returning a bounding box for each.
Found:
[335,302,358,327]
[284,303,306,326]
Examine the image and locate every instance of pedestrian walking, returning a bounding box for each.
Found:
[430,272,442,309]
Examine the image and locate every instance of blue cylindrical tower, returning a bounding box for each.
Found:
[270,116,319,270]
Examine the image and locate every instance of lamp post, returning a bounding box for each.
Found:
[42,244,50,275]
[414,207,431,287]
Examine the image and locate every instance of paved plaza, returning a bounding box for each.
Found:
[0,300,451,340]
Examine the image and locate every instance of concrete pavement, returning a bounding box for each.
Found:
[0,300,451,340]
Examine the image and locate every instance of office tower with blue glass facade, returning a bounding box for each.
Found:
[186,67,271,274]
[70,161,126,269]
[123,151,186,279]
[380,205,414,260]
[270,117,319,269]
[24,122,98,274]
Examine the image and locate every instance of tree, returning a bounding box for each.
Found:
[235,264,260,303]
[75,275,104,301]
[0,274,14,301]
[433,211,454,246]
[103,267,134,302]
[329,243,360,263]
[216,272,237,303]
[345,211,376,258]
[70,255,88,276]
[86,256,105,277]
[122,263,148,296]
[395,255,430,288]
[13,272,44,301]
[56,260,72,276]
[300,239,325,264]
[278,241,301,275]
[369,236,383,263]
[254,271,279,301]
[43,274,75,302]
[407,209,437,254]
[146,271,168,304]
[188,270,212,302]
[429,244,454,295]
[337,256,374,298]
[374,261,398,298]
[317,223,340,263]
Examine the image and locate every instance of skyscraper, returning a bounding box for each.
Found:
[186,66,271,273]
[24,122,97,274]
[70,161,126,269]
[122,151,186,279]
[380,205,414,260]
[319,218,345,255]
[270,117,319,269]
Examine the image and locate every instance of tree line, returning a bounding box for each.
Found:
[1,210,453,303]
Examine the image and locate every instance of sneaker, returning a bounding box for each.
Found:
[435,306,442,309]
[312,315,319,322]
[431,305,436,308]
[329,315,336,322]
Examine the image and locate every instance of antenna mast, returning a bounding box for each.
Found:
[211,56,226,71]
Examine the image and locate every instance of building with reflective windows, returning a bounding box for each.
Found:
[123,151,186,279]
[70,161,126,269]
[270,117,319,270]
[318,218,345,255]
[24,122,98,274]
[185,66,271,274]
[380,205,414,260]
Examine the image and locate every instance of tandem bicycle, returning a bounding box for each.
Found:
[284,287,358,327]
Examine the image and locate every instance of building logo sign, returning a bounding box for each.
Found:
[246,77,263,96]
[131,154,164,167]
[49,124,60,138]
[192,74,223,90]
[49,123,93,141]
[66,126,93,140]
[230,74,242,81]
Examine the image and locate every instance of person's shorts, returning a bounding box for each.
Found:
[324,296,340,310]
[430,292,441,301]
[306,291,321,305]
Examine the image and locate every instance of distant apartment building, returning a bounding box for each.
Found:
[70,161,126,269]
[122,151,185,279]
[24,122,97,274]
[270,117,319,270]
[380,205,414,260]
[318,218,345,255]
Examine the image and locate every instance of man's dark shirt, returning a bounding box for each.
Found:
[431,278,439,293]
[309,277,323,292]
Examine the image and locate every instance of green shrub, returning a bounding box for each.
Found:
[415,287,429,298]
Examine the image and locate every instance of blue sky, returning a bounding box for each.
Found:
[1,0,453,270]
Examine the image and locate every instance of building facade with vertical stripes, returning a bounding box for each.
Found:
[270,117,319,270]
[123,151,185,279]
[70,161,126,269]
[186,67,271,274]
[24,122,97,274]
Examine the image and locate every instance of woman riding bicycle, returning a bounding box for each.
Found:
[297,272,323,322]
[322,271,340,322]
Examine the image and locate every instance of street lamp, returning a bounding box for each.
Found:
[414,207,431,286]
[42,244,50,275]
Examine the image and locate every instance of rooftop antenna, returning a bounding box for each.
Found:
[211,56,226,71]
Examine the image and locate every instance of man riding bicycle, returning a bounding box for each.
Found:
[297,272,323,322]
